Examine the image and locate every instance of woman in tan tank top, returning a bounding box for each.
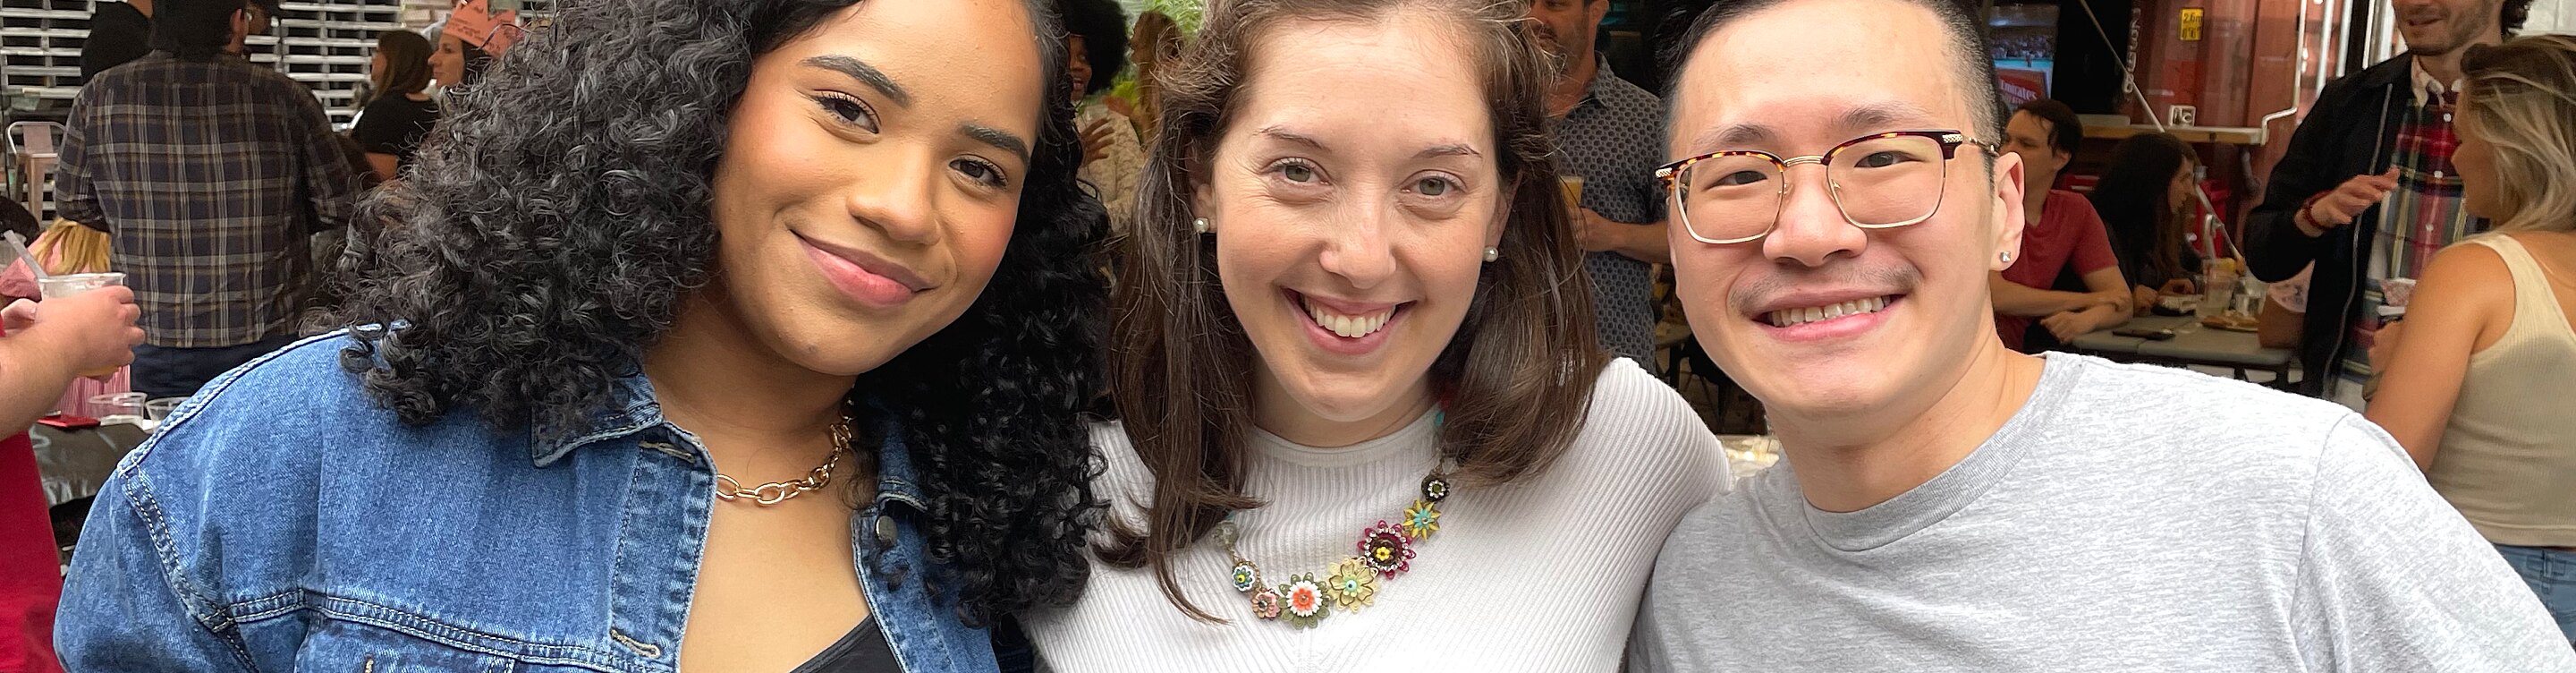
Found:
[2367,33,2576,644]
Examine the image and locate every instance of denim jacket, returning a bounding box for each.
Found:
[55,332,1001,672]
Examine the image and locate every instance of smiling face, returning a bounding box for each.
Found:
[2394,0,2503,57]
[1199,15,1505,438]
[1665,0,2024,418]
[702,0,1044,377]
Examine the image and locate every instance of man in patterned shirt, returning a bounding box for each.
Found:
[2245,0,2528,405]
[55,0,358,399]
[1532,0,1668,372]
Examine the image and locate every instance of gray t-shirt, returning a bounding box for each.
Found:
[1630,354,2575,671]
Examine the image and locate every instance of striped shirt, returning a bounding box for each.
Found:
[54,53,360,348]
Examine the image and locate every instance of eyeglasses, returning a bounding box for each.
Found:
[1653,130,1998,244]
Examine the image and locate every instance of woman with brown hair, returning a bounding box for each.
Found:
[1021,0,1724,669]
[1120,10,1184,144]
[352,30,437,182]
[2088,132,2205,313]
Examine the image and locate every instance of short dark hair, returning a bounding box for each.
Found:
[2014,98,2083,157]
[1665,0,2002,143]
[2504,0,2535,36]
[149,0,243,62]
[1058,0,1128,96]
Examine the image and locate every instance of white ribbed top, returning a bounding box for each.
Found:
[1023,359,1727,672]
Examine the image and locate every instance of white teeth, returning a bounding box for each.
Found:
[1304,298,1395,339]
[1765,296,1891,328]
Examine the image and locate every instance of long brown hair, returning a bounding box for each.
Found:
[370,30,435,100]
[1129,10,1184,143]
[1098,0,1607,621]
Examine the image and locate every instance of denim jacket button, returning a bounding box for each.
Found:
[873,515,897,549]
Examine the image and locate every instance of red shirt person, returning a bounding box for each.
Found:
[0,286,144,673]
[1989,99,2131,351]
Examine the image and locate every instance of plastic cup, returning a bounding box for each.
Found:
[38,272,129,377]
[37,271,124,300]
[144,397,185,422]
[1559,175,1586,213]
[89,392,146,423]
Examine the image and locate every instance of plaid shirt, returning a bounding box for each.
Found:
[55,53,359,348]
[2339,80,2485,386]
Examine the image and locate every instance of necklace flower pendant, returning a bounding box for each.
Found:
[1325,557,1378,611]
[1280,574,1331,628]
[1401,498,1441,540]
[1230,561,1259,592]
[1357,521,1416,577]
[1250,586,1283,620]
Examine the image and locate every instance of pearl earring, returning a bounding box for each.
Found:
[1999,251,2013,264]
[1194,217,1212,234]
[1483,247,1500,263]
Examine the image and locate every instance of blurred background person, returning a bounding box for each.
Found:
[51,0,359,400]
[1532,0,1673,372]
[1062,0,1144,234]
[2365,33,2576,645]
[0,285,140,673]
[1119,10,1185,145]
[426,21,495,93]
[1989,98,2130,352]
[352,30,439,184]
[2089,132,2205,313]
[78,0,152,80]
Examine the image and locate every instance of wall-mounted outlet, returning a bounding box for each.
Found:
[2167,105,2199,127]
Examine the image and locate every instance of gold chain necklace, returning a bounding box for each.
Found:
[710,413,854,507]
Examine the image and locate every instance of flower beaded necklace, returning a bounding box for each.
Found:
[1216,413,1453,629]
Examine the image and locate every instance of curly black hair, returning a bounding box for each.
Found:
[334,0,1107,625]
[1057,0,1127,96]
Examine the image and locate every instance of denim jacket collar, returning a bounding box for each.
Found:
[527,374,665,468]
[524,376,932,515]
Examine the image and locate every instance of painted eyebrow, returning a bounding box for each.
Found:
[801,55,910,107]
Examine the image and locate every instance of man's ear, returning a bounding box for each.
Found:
[1991,150,2028,271]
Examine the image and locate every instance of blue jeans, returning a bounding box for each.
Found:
[2496,544,2576,646]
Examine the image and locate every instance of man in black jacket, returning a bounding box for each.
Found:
[2245,0,2529,402]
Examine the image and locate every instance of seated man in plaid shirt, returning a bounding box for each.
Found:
[55,0,360,399]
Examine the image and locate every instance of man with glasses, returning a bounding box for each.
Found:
[1625,0,2572,669]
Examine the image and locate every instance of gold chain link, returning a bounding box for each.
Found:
[711,413,853,507]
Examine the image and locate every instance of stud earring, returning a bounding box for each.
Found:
[1999,251,2013,264]
[1194,217,1212,234]
[1483,247,1500,263]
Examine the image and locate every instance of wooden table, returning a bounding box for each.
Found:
[2068,314,2299,388]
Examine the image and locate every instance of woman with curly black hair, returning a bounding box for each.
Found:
[55,1,1106,671]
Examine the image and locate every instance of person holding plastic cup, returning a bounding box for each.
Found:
[0,279,140,673]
